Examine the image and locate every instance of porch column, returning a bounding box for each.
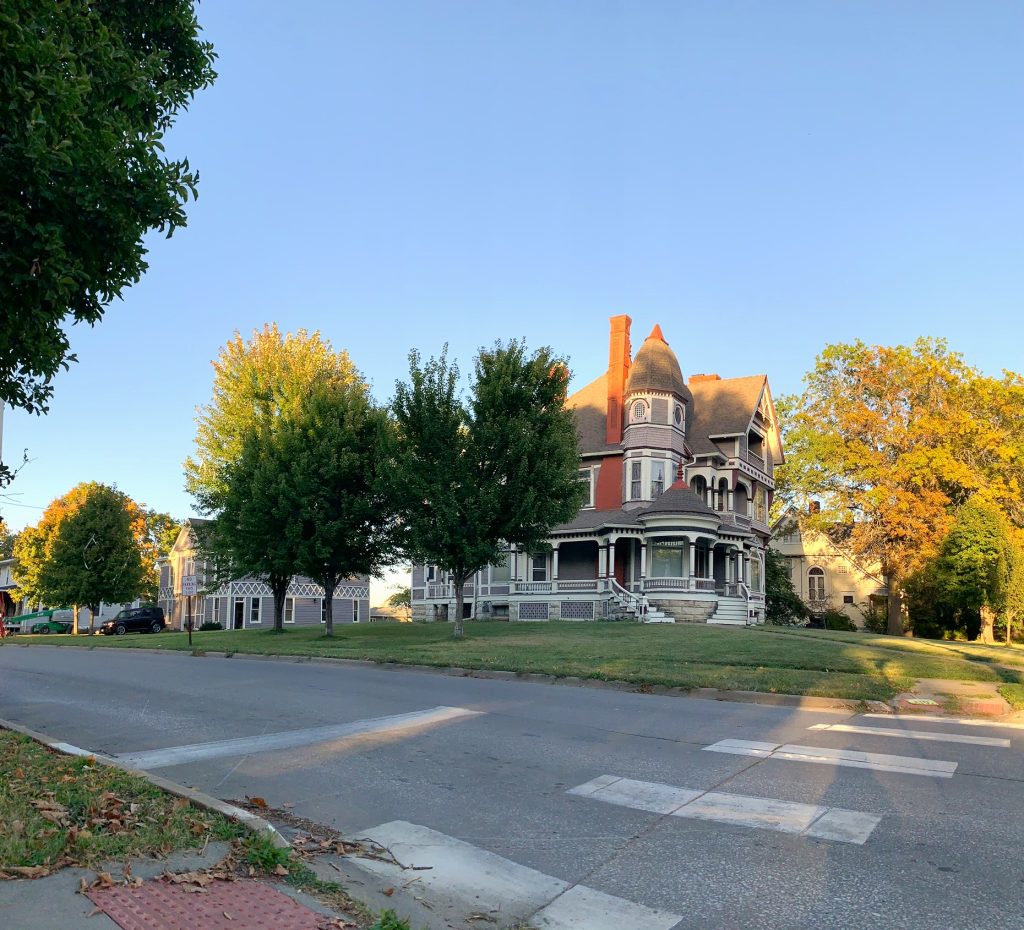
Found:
[552,544,560,581]
[640,543,647,581]
[511,545,518,582]
[737,552,746,585]
[688,542,696,579]
[598,544,607,581]
[710,484,718,510]
[728,489,735,511]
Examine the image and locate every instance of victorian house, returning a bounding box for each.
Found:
[157,520,370,631]
[411,314,782,625]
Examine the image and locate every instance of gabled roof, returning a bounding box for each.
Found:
[566,373,618,456]
[687,375,767,456]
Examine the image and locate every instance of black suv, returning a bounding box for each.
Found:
[100,606,166,636]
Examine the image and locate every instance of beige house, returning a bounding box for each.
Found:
[412,314,783,625]
[157,520,370,631]
[770,510,888,626]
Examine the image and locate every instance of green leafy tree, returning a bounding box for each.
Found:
[11,523,47,607]
[285,379,400,636]
[934,501,1013,643]
[392,342,586,639]
[779,339,998,635]
[0,1,216,483]
[764,547,807,626]
[388,588,412,612]
[0,522,16,559]
[188,327,362,630]
[40,484,148,631]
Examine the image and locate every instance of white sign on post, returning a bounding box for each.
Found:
[181,575,198,597]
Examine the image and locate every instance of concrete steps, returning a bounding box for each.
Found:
[710,598,750,626]
[648,599,717,624]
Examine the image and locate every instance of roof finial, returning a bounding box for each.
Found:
[649,323,666,343]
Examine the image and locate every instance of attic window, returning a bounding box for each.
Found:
[674,405,683,426]
[632,401,649,422]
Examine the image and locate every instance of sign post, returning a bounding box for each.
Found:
[182,575,198,646]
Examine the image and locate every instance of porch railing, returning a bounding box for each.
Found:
[643,577,716,593]
[554,579,600,591]
[718,513,752,529]
[512,581,553,593]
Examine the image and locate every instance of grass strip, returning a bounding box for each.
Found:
[0,729,244,875]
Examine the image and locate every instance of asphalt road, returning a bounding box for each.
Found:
[2,645,1022,929]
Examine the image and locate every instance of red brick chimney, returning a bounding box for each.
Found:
[605,315,631,444]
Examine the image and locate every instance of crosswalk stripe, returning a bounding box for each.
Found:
[569,775,880,844]
[861,712,1024,731]
[352,821,682,930]
[809,722,1010,747]
[704,738,957,777]
[118,706,483,769]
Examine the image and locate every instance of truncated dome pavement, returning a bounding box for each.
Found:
[86,878,332,930]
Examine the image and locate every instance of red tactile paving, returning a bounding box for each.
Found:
[87,878,330,930]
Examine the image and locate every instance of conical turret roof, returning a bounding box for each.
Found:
[624,325,690,401]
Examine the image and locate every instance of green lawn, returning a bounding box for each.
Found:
[7,621,1023,703]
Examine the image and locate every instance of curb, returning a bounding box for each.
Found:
[0,716,289,849]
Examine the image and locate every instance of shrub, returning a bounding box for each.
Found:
[199,621,223,631]
[821,609,857,632]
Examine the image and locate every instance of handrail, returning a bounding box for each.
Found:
[609,577,648,621]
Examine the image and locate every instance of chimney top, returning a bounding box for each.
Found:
[689,373,721,383]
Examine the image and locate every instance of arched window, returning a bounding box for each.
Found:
[632,400,649,422]
[691,475,707,502]
[808,567,825,601]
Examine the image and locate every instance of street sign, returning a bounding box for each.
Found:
[181,575,198,597]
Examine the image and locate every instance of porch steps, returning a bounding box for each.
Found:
[709,598,750,626]
[647,599,717,624]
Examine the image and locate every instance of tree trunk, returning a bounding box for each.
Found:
[453,574,467,639]
[321,574,337,636]
[272,580,287,632]
[1007,613,1013,646]
[72,605,79,637]
[979,606,996,644]
[89,604,99,634]
[886,584,903,637]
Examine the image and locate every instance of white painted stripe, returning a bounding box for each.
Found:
[805,808,882,844]
[354,821,681,930]
[809,722,1010,747]
[570,776,702,814]
[119,706,483,769]
[862,712,1024,731]
[568,775,881,845]
[704,739,957,778]
[534,883,681,930]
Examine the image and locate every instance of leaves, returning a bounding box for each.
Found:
[0,1,216,421]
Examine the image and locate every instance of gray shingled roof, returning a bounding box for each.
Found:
[553,508,640,533]
[567,372,618,456]
[624,326,691,400]
[638,485,721,520]
[687,375,766,456]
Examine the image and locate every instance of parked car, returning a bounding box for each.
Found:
[31,618,73,634]
[99,606,166,636]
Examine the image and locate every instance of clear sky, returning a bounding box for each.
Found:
[3,0,1023,540]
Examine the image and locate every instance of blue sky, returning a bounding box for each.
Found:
[3,0,1023,534]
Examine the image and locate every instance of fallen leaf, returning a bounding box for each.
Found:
[223,912,233,920]
[382,887,394,897]
[246,796,268,809]
[172,798,190,812]
[4,865,51,879]
[272,864,289,876]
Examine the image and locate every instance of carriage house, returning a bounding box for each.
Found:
[411,314,783,625]
[157,520,370,630]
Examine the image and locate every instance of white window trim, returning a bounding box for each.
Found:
[631,400,649,423]
[248,596,262,626]
[353,599,360,623]
[578,466,595,508]
[284,596,295,624]
[212,598,220,624]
